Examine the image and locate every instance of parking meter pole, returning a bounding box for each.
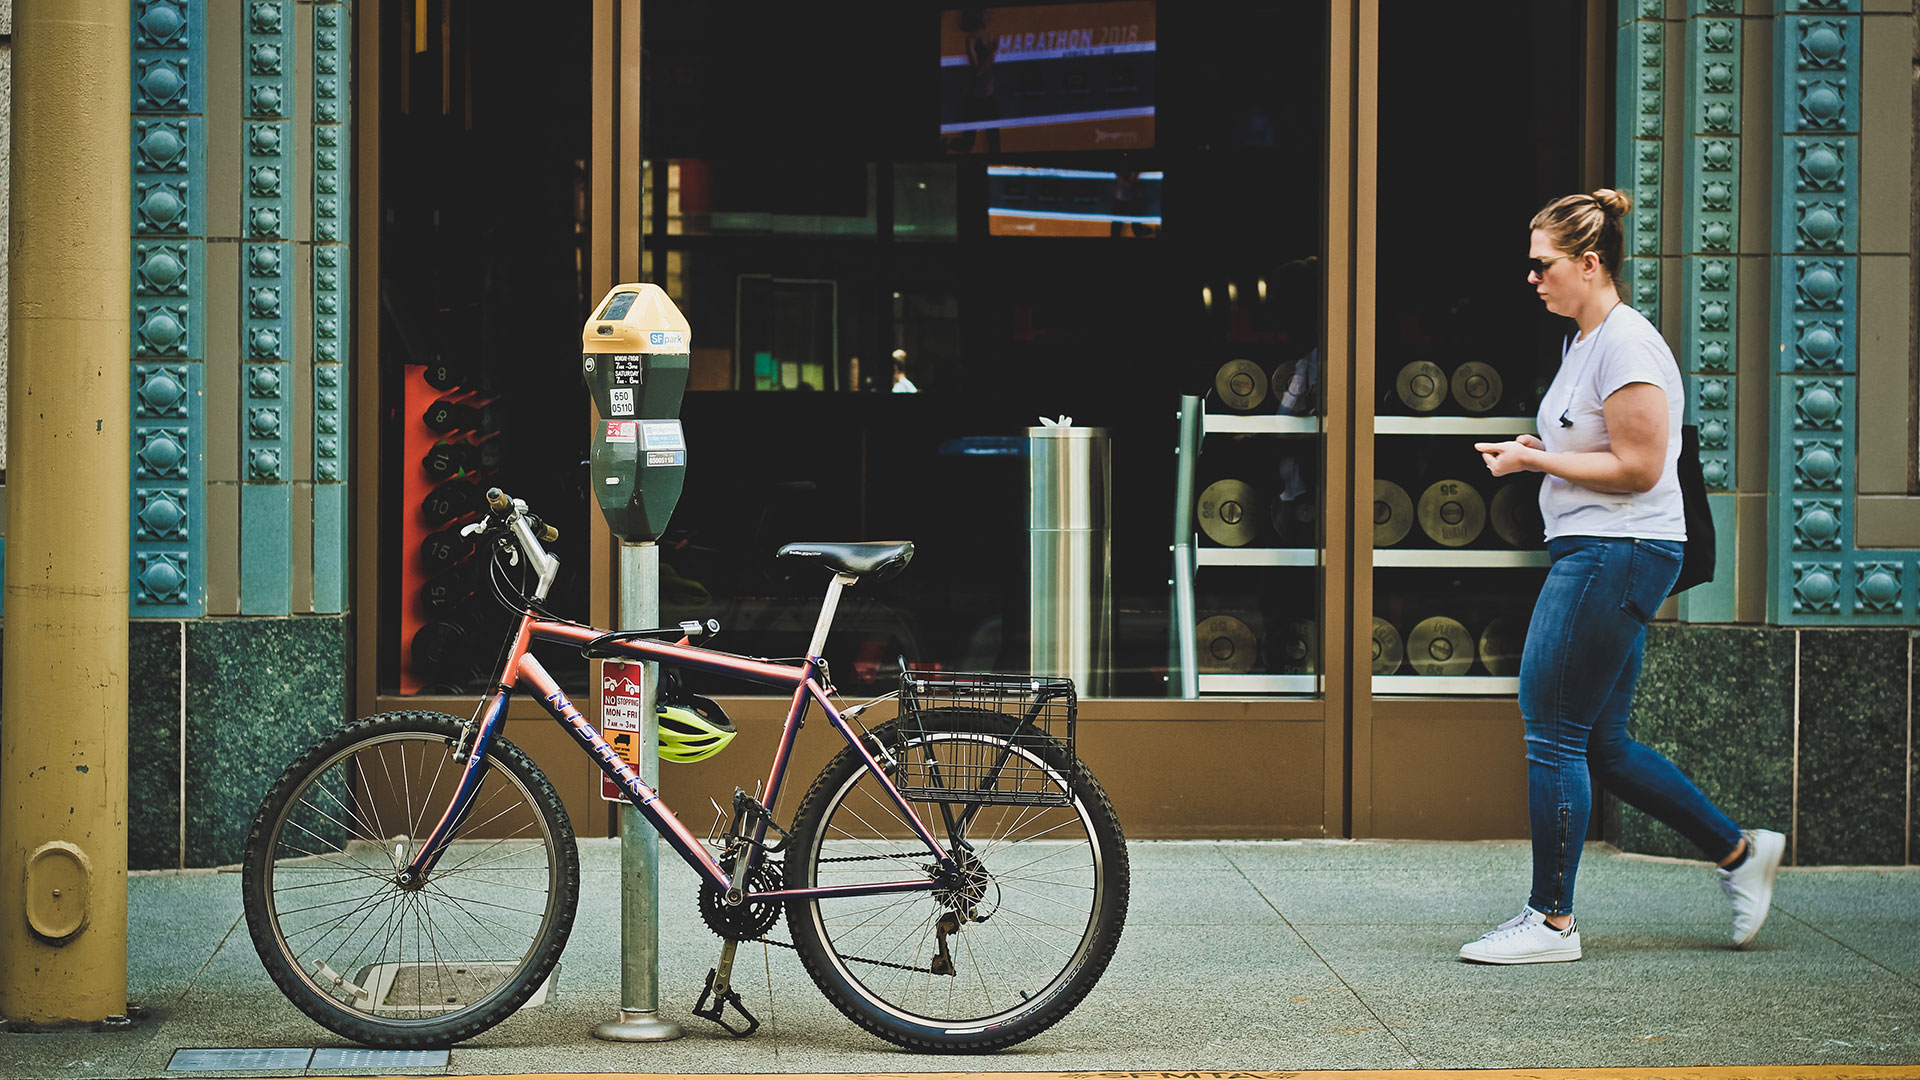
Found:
[593,541,683,1042]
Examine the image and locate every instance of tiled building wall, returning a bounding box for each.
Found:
[1619,625,1914,866]
[1608,2,1917,866]
[121,0,353,868]
[127,616,345,868]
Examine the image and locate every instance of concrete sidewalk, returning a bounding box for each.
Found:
[2,839,1917,1078]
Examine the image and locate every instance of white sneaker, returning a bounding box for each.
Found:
[1459,907,1582,964]
[1719,828,1785,947]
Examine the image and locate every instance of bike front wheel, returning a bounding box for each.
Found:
[240,711,578,1048]
[784,709,1128,1052]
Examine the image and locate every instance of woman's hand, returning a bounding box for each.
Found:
[1473,382,1669,493]
[1475,434,1544,477]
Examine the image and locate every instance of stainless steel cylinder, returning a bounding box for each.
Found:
[1029,427,1111,697]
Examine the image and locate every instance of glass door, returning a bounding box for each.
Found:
[1366,2,1585,698]
[1347,0,1602,841]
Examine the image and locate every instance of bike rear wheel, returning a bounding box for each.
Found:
[240,711,578,1048]
[784,709,1128,1052]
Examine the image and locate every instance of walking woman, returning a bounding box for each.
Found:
[1463,189,1784,964]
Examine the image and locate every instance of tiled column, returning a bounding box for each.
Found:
[1767,1,1916,624]
[131,0,207,616]
[240,0,294,614]
[1616,0,1665,327]
[1677,1,1740,621]
[310,1,350,613]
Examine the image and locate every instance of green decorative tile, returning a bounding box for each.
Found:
[1799,628,1907,865]
[183,615,348,866]
[130,620,185,870]
[1614,624,1794,858]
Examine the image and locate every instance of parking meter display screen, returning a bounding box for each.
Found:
[941,2,1156,155]
[598,291,639,321]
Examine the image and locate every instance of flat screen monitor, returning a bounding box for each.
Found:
[987,166,1162,237]
[941,2,1157,155]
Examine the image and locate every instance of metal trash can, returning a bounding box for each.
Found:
[1028,425,1111,697]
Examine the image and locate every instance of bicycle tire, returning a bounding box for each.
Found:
[240,711,578,1048]
[784,708,1128,1052]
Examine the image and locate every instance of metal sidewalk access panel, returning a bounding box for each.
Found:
[310,1048,451,1069]
[350,961,558,1013]
[166,1047,452,1071]
[166,1048,313,1071]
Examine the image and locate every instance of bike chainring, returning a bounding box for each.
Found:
[699,862,784,941]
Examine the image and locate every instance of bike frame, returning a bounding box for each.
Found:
[400,592,954,906]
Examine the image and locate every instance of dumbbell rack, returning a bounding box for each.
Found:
[1170,397,1321,696]
[1172,400,1548,698]
[398,363,501,695]
[1370,414,1542,696]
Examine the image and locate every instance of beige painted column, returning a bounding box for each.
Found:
[0,0,133,1024]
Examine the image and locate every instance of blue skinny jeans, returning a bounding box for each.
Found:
[1521,535,1743,915]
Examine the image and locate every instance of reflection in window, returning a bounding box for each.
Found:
[737,277,838,392]
[667,159,876,237]
[893,163,958,242]
[890,292,959,395]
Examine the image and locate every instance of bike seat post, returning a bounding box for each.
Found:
[806,573,858,660]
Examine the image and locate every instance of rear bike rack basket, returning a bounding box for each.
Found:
[894,671,1077,807]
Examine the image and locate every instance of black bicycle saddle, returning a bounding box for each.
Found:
[775,541,915,581]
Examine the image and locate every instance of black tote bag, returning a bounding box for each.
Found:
[1669,422,1715,596]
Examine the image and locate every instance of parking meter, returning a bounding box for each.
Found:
[581,284,691,542]
[582,284,690,1043]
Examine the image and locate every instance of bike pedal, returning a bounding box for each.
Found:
[691,968,760,1038]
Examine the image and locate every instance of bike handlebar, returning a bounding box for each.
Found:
[480,487,561,602]
[486,487,558,543]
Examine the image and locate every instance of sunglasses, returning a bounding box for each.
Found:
[1527,253,1582,277]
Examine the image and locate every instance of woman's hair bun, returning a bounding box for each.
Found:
[1591,188,1632,218]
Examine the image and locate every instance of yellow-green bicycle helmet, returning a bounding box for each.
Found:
[657,686,736,764]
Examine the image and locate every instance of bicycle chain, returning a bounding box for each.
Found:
[740,850,945,974]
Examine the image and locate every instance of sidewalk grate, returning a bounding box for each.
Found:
[310,1048,450,1068]
[167,1048,312,1071]
[166,1047,451,1072]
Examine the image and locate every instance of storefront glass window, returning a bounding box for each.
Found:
[641,1,1328,700]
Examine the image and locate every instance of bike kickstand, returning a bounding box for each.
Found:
[691,940,758,1037]
[691,968,758,1038]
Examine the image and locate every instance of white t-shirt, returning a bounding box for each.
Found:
[1535,304,1686,541]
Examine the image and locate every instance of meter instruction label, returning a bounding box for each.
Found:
[641,421,685,451]
[600,661,645,802]
[603,420,637,443]
[610,355,644,384]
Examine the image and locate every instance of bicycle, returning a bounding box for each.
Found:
[240,488,1130,1052]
